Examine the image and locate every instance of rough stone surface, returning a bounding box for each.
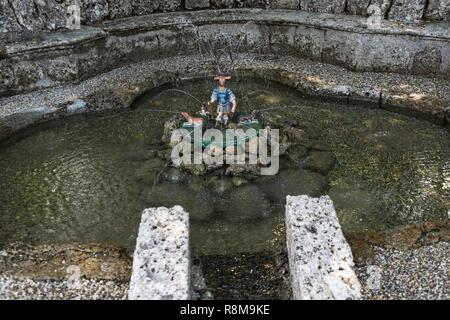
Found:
[236,0,267,8]
[1,9,449,100]
[5,0,59,31]
[108,0,133,19]
[388,0,427,24]
[355,242,449,300]
[411,47,443,75]
[424,0,450,21]
[158,0,182,12]
[0,276,129,300]
[128,206,190,300]
[424,0,443,19]
[347,0,371,16]
[286,195,362,300]
[1,51,449,140]
[300,0,346,13]
[0,0,21,32]
[270,0,299,9]
[81,0,109,23]
[1,0,449,33]
[132,0,157,15]
[211,0,235,8]
[185,0,210,9]
[371,0,393,17]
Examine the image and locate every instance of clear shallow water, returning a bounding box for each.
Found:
[0,78,449,256]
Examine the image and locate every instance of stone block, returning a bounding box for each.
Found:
[128,206,190,300]
[211,0,235,9]
[185,0,210,10]
[388,0,427,24]
[347,0,371,16]
[108,0,133,19]
[269,0,299,9]
[300,0,346,14]
[286,195,361,300]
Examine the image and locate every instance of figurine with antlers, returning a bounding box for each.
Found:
[208,74,237,127]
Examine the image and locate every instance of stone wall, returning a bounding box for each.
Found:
[1,9,449,99]
[1,0,449,33]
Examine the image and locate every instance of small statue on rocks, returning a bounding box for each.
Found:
[208,74,237,127]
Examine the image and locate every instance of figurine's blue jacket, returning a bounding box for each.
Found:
[211,87,235,109]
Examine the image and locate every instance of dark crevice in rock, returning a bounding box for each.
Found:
[384,0,394,19]
[422,0,430,19]
[156,34,161,58]
[366,0,373,15]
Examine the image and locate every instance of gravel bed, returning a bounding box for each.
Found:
[355,241,449,300]
[0,276,128,300]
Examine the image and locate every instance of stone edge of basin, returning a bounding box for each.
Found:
[128,205,190,300]
[3,9,450,56]
[286,195,362,300]
[0,54,448,143]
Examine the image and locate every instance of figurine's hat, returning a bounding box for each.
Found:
[214,74,231,81]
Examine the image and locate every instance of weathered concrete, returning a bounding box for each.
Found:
[1,0,450,34]
[425,0,450,21]
[300,0,346,14]
[388,0,427,24]
[1,9,449,99]
[128,206,190,300]
[286,195,362,300]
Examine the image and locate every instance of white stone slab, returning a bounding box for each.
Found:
[128,206,190,300]
[286,195,361,300]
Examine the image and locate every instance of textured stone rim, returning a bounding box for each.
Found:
[0,53,449,143]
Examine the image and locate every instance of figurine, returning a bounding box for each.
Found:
[208,75,237,127]
[181,112,204,126]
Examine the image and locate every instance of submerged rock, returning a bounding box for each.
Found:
[225,163,260,177]
[305,151,336,174]
[231,176,249,187]
[161,115,182,144]
[157,148,172,161]
[134,158,165,185]
[182,163,207,176]
[310,141,332,151]
[127,148,158,162]
[287,144,308,164]
[148,183,214,220]
[207,176,234,196]
[259,111,299,128]
[222,185,271,222]
[162,167,186,184]
[282,125,309,143]
[186,175,209,192]
[261,169,328,201]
